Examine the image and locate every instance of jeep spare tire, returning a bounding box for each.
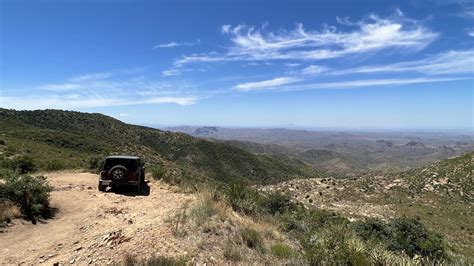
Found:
[109,165,127,181]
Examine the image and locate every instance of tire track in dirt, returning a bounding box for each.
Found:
[0,171,194,265]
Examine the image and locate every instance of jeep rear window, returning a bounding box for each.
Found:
[103,158,138,171]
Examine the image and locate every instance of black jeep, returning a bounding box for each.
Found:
[98,156,145,193]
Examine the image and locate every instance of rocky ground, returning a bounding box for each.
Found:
[0,171,195,265]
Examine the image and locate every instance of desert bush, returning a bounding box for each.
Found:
[189,193,218,226]
[352,216,446,259]
[142,256,187,266]
[168,208,188,237]
[0,156,11,169]
[386,216,445,259]
[303,224,370,265]
[45,160,66,171]
[0,174,52,217]
[88,155,105,173]
[225,182,264,216]
[262,190,295,215]
[0,200,21,225]
[271,243,294,259]
[122,253,187,266]
[240,227,266,253]
[10,155,36,174]
[279,205,348,237]
[223,242,243,261]
[351,217,390,242]
[151,165,167,180]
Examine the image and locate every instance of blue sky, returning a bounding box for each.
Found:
[1,0,473,129]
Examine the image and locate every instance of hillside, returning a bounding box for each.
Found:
[400,151,473,200]
[168,126,474,173]
[261,152,473,259]
[0,109,323,185]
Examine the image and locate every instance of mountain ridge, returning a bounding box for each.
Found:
[0,108,323,185]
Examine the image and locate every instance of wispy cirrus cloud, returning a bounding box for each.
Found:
[13,67,201,109]
[176,11,438,65]
[0,95,197,110]
[162,69,182,77]
[466,28,474,37]
[39,83,83,91]
[237,77,468,92]
[300,65,328,75]
[234,77,300,91]
[67,67,145,83]
[231,49,474,92]
[153,40,200,49]
[331,50,474,76]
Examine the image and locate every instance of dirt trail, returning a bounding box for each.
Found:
[0,171,194,265]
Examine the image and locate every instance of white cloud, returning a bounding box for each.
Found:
[14,67,200,109]
[176,11,438,65]
[70,72,113,82]
[0,95,197,110]
[331,50,474,75]
[39,83,83,91]
[221,25,232,33]
[69,67,145,83]
[162,69,182,77]
[300,65,328,75]
[234,77,300,91]
[457,5,474,19]
[153,40,199,49]
[466,28,474,37]
[276,77,470,92]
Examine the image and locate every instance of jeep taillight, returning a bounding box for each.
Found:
[100,171,109,179]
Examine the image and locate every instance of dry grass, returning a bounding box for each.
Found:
[0,201,21,224]
[164,188,300,263]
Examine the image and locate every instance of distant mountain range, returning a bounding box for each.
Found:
[167,126,474,174]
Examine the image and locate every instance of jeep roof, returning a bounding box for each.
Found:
[105,155,140,160]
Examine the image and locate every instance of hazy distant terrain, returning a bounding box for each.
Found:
[167,126,474,174]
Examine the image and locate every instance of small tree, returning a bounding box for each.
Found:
[11,155,36,174]
[0,174,53,217]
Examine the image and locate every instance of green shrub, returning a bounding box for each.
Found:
[223,243,242,261]
[225,182,264,216]
[352,216,446,259]
[241,227,266,253]
[122,253,187,266]
[142,256,187,266]
[271,243,294,258]
[45,160,66,171]
[0,156,12,169]
[386,216,445,259]
[351,217,390,242]
[279,205,348,237]
[304,224,370,265]
[88,155,104,173]
[10,155,36,174]
[189,197,217,226]
[262,190,295,215]
[151,165,167,180]
[0,174,53,217]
